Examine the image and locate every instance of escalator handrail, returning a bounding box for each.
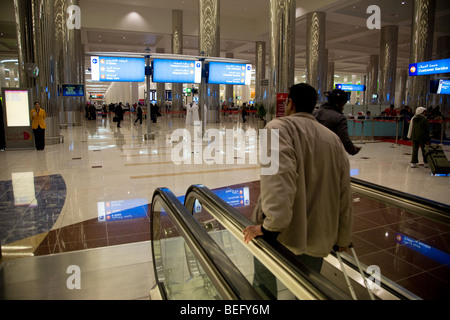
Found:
[351,177,450,225]
[184,184,352,300]
[150,187,263,300]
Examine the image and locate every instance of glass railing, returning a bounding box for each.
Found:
[183,185,352,300]
[150,187,263,300]
[351,177,450,225]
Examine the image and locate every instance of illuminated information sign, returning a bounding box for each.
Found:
[90,56,145,82]
[152,59,202,84]
[437,79,450,94]
[4,89,31,127]
[97,198,148,222]
[409,58,450,76]
[208,62,252,85]
[335,84,366,91]
[62,84,85,97]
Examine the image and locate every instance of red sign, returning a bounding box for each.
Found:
[276,93,288,118]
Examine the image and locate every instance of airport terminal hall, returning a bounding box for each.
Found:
[1,0,450,302]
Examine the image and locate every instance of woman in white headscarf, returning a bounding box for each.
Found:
[407,107,430,168]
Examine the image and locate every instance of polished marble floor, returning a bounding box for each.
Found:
[0,111,449,299]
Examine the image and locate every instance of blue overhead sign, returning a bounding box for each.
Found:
[409,58,450,76]
[208,62,252,85]
[152,59,202,84]
[90,56,145,82]
[335,84,366,91]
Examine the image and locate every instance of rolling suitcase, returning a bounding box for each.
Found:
[424,144,450,175]
[333,244,376,300]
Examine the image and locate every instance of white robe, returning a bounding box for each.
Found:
[192,103,200,125]
[186,105,193,126]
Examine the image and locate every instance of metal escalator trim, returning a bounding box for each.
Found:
[184,185,352,300]
[150,187,262,300]
[351,177,450,225]
[332,251,422,300]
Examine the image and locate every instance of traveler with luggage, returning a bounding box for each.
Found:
[243,84,353,297]
[408,107,430,168]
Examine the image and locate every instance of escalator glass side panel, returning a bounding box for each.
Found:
[150,188,263,300]
[151,198,222,300]
[184,185,351,300]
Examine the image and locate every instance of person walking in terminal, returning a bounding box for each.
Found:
[243,83,353,298]
[30,101,46,150]
[408,107,430,168]
[134,104,143,125]
[313,89,361,155]
[114,103,124,128]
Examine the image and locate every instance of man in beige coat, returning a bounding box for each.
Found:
[243,83,353,275]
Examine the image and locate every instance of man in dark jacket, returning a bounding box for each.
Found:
[115,103,124,128]
[313,89,361,155]
[134,104,143,125]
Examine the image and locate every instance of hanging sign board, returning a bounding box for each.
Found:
[152,59,202,84]
[90,56,145,82]
[276,93,288,118]
[409,58,450,76]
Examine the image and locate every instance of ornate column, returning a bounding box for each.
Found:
[268,0,296,119]
[199,0,220,124]
[156,48,166,108]
[379,25,398,106]
[14,0,60,143]
[306,11,326,102]
[367,54,379,105]
[399,69,408,107]
[255,41,266,103]
[56,0,83,126]
[172,9,184,116]
[434,35,450,108]
[224,52,234,106]
[408,0,436,110]
[327,60,334,92]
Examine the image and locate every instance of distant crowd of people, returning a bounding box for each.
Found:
[84,101,163,127]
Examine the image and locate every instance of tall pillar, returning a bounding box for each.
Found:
[367,54,379,105]
[434,35,450,108]
[399,69,408,107]
[408,0,435,110]
[321,49,328,103]
[306,11,326,102]
[14,0,35,89]
[255,41,266,103]
[15,0,60,143]
[156,48,166,108]
[351,75,357,105]
[379,25,398,106]
[269,0,296,119]
[199,0,220,125]
[172,9,184,116]
[225,52,234,105]
[56,0,83,126]
[326,60,334,92]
